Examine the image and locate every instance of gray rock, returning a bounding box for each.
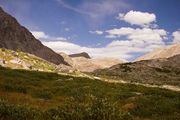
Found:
[22,62,32,69]
[9,58,22,64]
[0,58,5,66]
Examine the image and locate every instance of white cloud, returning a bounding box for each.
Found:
[105,27,167,59]
[106,27,167,42]
[118,10,156,27]
[107,40,161,53]
[105,34,116,38]
[89,30,103,35]
[128,28,166,42]
[106,27,134,36]
[172,30,180,43]
[42,41,80,54]
[31,31,67,41]
[55,37,67,41]
[31,31,48,39]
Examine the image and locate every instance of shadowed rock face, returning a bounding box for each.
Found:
[0,7,68,65]
[69,52,91,59]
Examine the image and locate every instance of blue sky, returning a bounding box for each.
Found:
[0,0,180,61]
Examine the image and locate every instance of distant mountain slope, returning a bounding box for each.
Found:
[58,52,125,72]
[72,57,125,72]
[136,44,180,61]
[59,52,74,66]
[91,58,127,68]
[94,55,180,86]
[0,7,67,65]
[69,52,91,59]
[71,57,101,72]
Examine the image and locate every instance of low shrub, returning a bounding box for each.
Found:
[2,84,27,94]
[0,100,41,120]
[34,90,53,100]
[46,97,132,120]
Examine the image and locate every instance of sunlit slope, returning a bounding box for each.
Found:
[0,48,56,72]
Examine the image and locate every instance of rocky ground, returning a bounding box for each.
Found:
[94,55,180,86]
[0,48,56,72]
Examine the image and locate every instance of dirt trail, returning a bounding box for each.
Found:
[58,73,180,92]
[93,77,180,92]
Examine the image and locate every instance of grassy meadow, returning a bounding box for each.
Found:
[0,66,179,120]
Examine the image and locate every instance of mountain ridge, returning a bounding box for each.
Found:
[0,7,68,65]
[69,52,91,59]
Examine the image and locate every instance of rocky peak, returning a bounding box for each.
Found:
[69,52,91,59]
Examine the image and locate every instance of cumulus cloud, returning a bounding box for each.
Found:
[42,41,80,54]
[118,10,156,27]
[31,31,67,41]
[105,35,117,39]
[107,40,163,53]
[106,27,167,42]
[172,30,180,43]
[106,27,134,36]
[105,27,167,59]
[89,30,103,35]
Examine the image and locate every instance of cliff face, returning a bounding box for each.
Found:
[0,7,67,65]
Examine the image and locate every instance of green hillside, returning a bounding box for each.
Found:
[0,66,179,120]
[0,48,56,72]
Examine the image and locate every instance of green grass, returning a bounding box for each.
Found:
[0,66,180,120]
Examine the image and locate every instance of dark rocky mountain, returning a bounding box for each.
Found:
[69,52,91,59]
[0,7,67,65]
[94,54,180,86]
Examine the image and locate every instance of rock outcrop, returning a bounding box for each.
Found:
[69,52,91,59]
